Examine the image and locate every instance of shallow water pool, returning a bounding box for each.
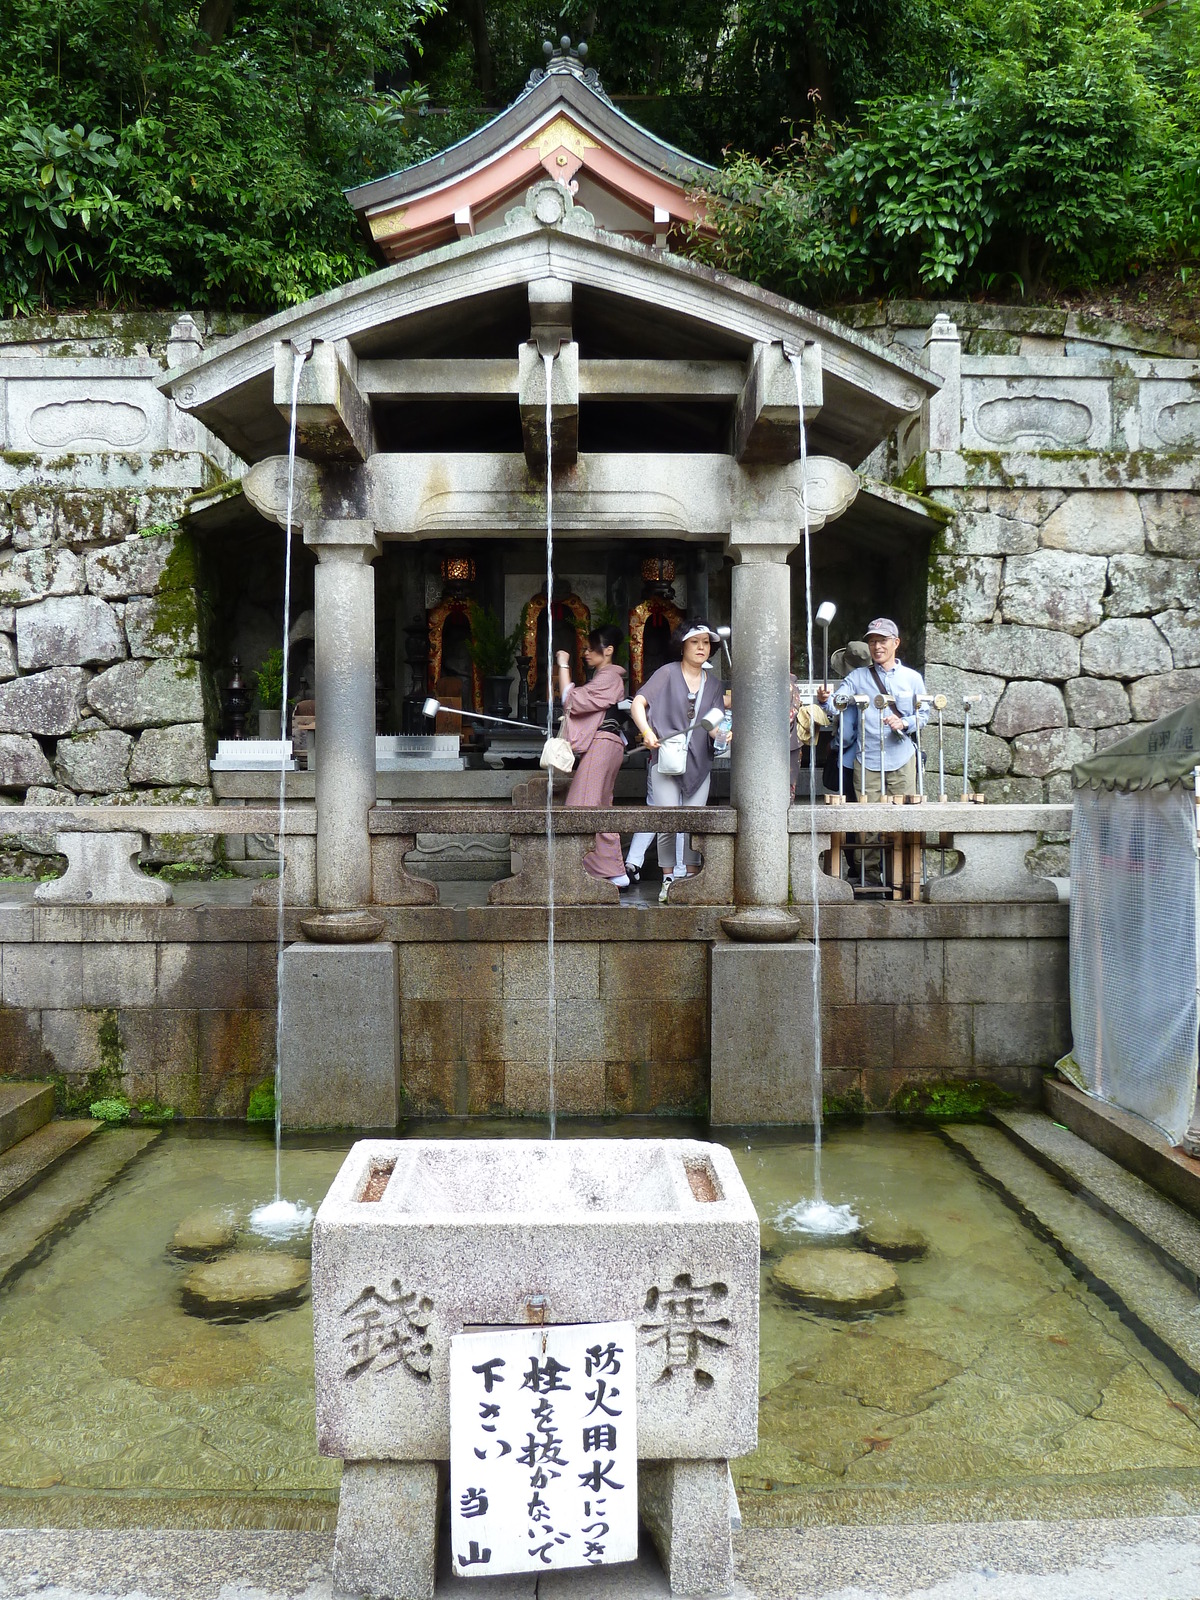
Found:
[1,1119,1198,1529]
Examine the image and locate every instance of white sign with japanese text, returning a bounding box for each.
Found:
[449,1321,638,1578]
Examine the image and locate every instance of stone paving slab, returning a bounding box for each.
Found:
[0,1127,158,1288]
[4,1519,1200,1600]
[994,1108,1200,1286]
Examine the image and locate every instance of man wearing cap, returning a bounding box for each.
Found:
[818,619,929,799]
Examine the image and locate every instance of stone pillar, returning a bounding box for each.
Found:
[308,521,381,908]
[729,534,793,908]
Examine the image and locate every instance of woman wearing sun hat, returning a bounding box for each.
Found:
[625,619,728,902]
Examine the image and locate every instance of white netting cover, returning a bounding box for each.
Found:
[1068,785,1198,1143]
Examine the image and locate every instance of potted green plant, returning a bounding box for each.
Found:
[466,603,521,719]
[255,647,285,738]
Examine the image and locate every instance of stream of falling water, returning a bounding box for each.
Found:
[543,348,558,1142]
[250,338,314,1239]
[777,349,859,1239]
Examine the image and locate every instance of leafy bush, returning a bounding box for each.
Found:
[89,1096,131,1124]
[254,648,284,712]
[694,0,1198,299]
[0,0,438,313]
[135,1100,176,1126]
[466,604,520,676]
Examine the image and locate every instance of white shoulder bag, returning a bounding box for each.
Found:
[655,688,704,777]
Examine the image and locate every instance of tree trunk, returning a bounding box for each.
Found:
[196,0,236,53]
[460,0,493,101]
[806,37,834,120]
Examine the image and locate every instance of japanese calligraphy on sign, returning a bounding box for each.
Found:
[449,1321,638,1578]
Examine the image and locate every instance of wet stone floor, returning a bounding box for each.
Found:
[1,1120,1199,1529]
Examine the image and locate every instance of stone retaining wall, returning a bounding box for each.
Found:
[0,902,1067,1121]
[837,301,1199,874]
[0,313,246,871]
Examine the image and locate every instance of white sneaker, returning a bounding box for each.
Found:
[611,874,630,889]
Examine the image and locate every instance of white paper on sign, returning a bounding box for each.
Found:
[449,1320,638,1579]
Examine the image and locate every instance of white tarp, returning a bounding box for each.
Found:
[1067,785,1198,1144]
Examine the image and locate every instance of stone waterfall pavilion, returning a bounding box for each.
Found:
[155,46,940,1126]
[5,44,1194,1129]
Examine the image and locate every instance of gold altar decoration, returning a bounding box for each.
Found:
[521,592,590,688]
[628,595,683,690]
[427,555,482,708]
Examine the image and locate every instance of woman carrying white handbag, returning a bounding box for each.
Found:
[625,620,729,903]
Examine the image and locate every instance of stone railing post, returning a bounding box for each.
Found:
[925,313,961,453]
[306,520,381,908]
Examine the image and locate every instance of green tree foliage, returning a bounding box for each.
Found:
[695,0,1200,299]
[0,0,440,312]
[1,0,1195,312]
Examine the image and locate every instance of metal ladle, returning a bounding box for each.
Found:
[422,697,546,736]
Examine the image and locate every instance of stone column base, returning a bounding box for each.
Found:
[639,1458,736,1596]
[333,1460,442,1600]
[710,942,816,1126]
[278,941,398,1128]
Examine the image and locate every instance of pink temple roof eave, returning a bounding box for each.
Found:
[347,70,714,264]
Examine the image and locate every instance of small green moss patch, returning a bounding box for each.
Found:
[891,1078,1017,1120]
[247,1078,276,1123]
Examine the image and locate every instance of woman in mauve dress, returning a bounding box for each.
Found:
[555,624,629,886]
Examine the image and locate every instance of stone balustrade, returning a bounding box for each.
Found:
[20,801,1072,909]
[788,802,1072,903]
[17,803,740,909]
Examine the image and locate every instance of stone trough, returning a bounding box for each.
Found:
[312,1138,759,1598]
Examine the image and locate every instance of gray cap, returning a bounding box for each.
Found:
[865,616,900,640]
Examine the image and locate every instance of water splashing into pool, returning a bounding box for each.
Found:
[786,346,860,1238]
[251,337,316,1240]
[543,346,557,1143]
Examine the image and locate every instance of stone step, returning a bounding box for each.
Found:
[0,1081,54,1155]
[0,1118,101,1212]
[994,1107,1200,1292]
[0,1127,160,1290]
[1046,1077,1200,1220]
[941,1120,1200,1391]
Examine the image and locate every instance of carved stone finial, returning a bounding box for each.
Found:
[505,178,595,232]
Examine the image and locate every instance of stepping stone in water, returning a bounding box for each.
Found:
[772,1248,901,1317]
[181,1251,309,1319]
[861,1217,929,1261]
[170,1206,238,1259]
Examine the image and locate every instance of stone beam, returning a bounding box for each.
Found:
[360,452,858,540]
[274,339,374,463]
[356,357,746,402]
[518,340,579,469]
[732,340,823,464]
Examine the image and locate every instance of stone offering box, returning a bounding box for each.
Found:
[313,1138,759,1598]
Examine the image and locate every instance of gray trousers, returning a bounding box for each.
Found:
[625,765,712,875]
